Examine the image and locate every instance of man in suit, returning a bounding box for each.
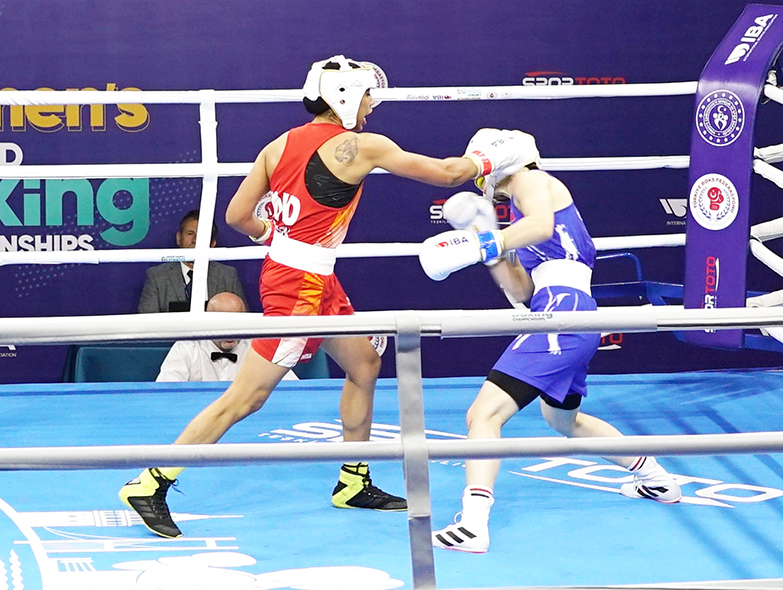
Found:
[137,209,248,313]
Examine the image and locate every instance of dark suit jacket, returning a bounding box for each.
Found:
[137,261,248,313]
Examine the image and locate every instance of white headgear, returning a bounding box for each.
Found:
[475,131,541,202]
[303,55,388,130]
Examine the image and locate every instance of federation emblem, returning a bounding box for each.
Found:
[689,173,739,231]
[696,90,745,146]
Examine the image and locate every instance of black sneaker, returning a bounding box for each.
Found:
[119,468,183,538]
[331,463,407,511]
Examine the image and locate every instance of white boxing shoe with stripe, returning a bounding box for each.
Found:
[620,457,682,504]
[432,515,490,553]
[432,486,494,553]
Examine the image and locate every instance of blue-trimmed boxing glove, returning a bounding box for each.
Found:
[477,230,504,267]
[419,229,505,281]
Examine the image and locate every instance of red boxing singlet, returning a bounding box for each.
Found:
[269,122,363,247]
[253,122,362,368]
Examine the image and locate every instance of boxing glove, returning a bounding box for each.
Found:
[249,218,274,245]
[250,194,276,245]
[442,191,498,233]
[419,229,505,281]
[464,128,540,180]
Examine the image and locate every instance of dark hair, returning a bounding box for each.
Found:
[302,59,361,115]
[304,96,330,115]
[179,209,218,243]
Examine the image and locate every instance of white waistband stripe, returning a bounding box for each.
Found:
[531,259,592,296]
[268,232,337,275]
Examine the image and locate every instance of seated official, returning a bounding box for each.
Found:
[138,209,248,313]
[156,292,298,382]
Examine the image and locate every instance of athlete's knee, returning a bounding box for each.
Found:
[218,384,273,421]
[541,404,577,436]
[545,415,576,436]
[466,400,502,432]
[345,350,381,385]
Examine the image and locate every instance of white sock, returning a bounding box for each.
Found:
[628,456,662,477]
[460,486,494,526]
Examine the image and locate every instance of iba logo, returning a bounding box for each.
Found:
[724,13,778,65]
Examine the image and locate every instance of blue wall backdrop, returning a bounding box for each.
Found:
[2,1,783,383]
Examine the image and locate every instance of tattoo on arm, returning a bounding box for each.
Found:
[335,137,358,165]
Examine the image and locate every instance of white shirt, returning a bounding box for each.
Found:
[156,340,298,382]
[179,262,208,302]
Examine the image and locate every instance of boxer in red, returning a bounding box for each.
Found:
[120,55,534,538]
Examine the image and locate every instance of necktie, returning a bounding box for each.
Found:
[211,351,238,363]
[184,269,193,301]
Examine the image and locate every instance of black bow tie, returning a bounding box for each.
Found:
[211,351,238,363]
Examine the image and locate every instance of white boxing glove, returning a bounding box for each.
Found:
[249,218,274,245]
[442,191,498,233]
[419,229,505,281]
[419,230,482,281]
[250,192,277,245]
[464,128,540,180]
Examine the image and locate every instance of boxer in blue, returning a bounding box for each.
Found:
[419,130,681,554]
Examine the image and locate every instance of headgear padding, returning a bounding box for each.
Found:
[302,55,387,130]
[475,131,542,201]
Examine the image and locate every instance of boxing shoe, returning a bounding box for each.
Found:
[620,457,682,504]
[332,463,407,511]
[433,486,493,553]
[119,468,182,538]
[432,514,490,553]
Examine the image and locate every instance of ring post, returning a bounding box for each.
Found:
[684,4,783,348]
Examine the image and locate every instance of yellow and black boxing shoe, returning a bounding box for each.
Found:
[119,468,183,538]
[331,462,407,511]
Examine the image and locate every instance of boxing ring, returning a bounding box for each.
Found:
[4,312,783,590]
[4,7,783,589]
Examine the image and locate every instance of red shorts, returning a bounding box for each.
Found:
[252,259,354,368]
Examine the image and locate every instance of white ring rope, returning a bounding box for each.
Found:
[764,82,783,106]
[2,306,783,345]
[0,156,692,180]
[14,226,783,266]
[750,217,783,242]
[190,95,220,310]
[755,142,783,164]
[754,158,783,190]
[2,431,783,471]
[1,237,696,266]
[750,239,783,277]
[0,82,699,107]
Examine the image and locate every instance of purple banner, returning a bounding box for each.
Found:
[2,2,783,383]
[684,4,783,348]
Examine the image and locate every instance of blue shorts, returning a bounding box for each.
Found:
[491,286,599,404]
